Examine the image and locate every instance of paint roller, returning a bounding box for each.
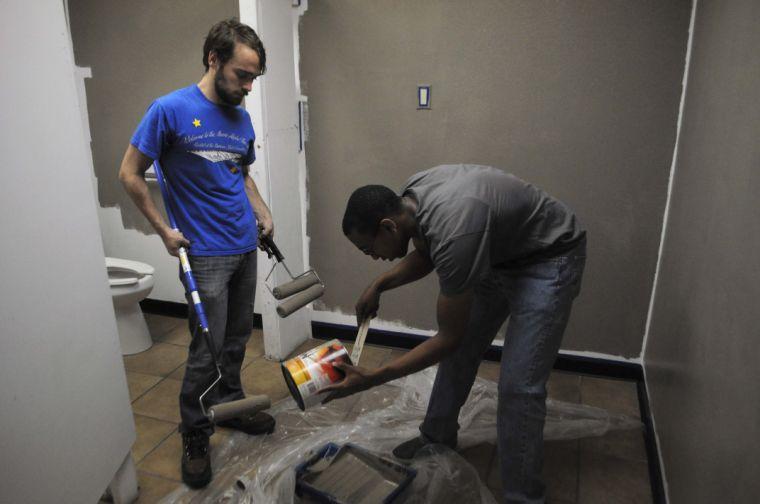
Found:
[259,235,325,317]
[153,161,272,423]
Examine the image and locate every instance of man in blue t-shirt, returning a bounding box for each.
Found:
[119,19,274,489]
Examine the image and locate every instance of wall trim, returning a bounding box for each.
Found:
[639,2,699,503]
[311,320,643,380]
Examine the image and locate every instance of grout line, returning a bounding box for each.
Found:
[127,370,166,404]
[136,466,182,485]
[133,426,178,466]
[136,469,183,489]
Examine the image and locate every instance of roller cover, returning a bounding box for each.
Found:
[273,272,321,299]
[208,395,271,422]
[276,284,325,317]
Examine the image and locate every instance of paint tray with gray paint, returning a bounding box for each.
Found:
[295,443,416,503]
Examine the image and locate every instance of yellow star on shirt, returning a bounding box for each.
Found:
[192,118,201,128]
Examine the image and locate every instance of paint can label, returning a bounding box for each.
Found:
[282,339,351,410]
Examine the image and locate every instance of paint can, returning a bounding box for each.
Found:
[282,339,352,410]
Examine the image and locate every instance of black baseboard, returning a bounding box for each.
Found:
[139,298,262,328]
[140,300,664,503]
[140,299,188,318]
[638,380,666,504]
[311,321,643,381]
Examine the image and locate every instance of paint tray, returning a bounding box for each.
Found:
[295,442,416,504]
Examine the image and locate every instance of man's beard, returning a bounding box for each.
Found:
[214,68,245,106]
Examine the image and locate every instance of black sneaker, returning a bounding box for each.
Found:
[181,430,211,488]
[217,411,276,435]
[392,435,434,462]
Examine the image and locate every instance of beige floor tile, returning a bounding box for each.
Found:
[342,342,391,368]
[478,361,501,382]
[138,430,230,481]
[580,376,640,418]
[167,364,185,382]
[144,313,185,340]
[135,471,182,503]
[246,328,265,358]
[287,337,325,359]
[459,442,496,483]
[580,426,647,462]
[131,378,183,423]
[547,372,582,404]
[126,372,163,402]
[124,343,188,377]
[578,451,652,504]
[132,414,177,463]
[240,356,291,402]
[487,440,580,503]
[156,324,191,347]
[167,354,255,382]
[380,348,408,366]
[544,439,580,503]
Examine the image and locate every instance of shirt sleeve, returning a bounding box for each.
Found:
[433,199,492,296]
[130,100,170,160]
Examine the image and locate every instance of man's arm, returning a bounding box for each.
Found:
[322,289,473,402]
[242,166,273,237]
[118,145,188,256]
[355,249,435,322]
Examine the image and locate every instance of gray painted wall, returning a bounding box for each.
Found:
[69,0,239,232]
[644,1,760,502]
[300,1,692,357]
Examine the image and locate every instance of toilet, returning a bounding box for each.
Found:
[106,257,155,355]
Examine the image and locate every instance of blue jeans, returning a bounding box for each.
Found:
[420,240,586,504]
[178,252,257,435]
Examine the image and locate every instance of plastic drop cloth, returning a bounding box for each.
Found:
[162,367,640,504]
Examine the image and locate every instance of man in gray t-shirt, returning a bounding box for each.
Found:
[324,164,586,503]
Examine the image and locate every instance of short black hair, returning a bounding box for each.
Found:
[342,185,403,236]
[203,18,267,73]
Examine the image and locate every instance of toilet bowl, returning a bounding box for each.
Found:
[107,257,155,355]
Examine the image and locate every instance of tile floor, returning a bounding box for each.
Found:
[118,313,652,503]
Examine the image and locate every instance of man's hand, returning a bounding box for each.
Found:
[161,228,190,257]
[321,362,378,404]
[355,283,381,324]
[257,214,274,238]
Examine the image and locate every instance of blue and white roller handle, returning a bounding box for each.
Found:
[152,161,210,334]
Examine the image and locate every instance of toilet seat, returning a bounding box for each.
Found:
[106,257,155,287]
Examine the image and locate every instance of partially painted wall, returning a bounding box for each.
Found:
[300,1,692,357]
[69,0,239,302]
[644,1,760,501]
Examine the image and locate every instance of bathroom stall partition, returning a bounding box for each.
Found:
[0,1,136,502]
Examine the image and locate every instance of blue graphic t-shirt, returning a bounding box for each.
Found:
[131,85,258,256]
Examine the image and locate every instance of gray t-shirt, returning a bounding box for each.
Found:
[401,164,585,295]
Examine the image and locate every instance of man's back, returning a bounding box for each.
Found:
[402,164,585,293]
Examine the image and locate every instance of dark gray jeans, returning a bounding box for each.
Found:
[178,252,257,435]
[421,240,586,504]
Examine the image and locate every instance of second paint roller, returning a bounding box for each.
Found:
[259,235,325,317]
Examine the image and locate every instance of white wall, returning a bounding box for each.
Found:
[0,2,135,502]
[243,0,313,359]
